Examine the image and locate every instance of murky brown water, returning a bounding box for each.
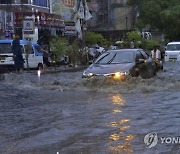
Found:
[0,62,180,154]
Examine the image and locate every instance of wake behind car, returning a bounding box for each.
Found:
[83,49,156,79]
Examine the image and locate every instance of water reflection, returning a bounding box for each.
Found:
[113,109,122,114]
[107,94,134,153]
[109,134,120,141]
[119,119,130,124]
[108,142,133,154]
[107,119,130,128]
[125,135,135,141]
[119,126,131,131]
[112,95,125,106]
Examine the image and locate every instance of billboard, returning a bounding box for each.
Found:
[59,0,77,21]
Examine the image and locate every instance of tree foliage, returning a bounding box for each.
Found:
[86,32,104,45]
[50,37,68,62]
[127,31,142,41]
[128,0,180,40]
[126,31,142,48]
[85,32,112,47]
[141,40,160,50]
[67,40,80,67]
[126,31,160,50]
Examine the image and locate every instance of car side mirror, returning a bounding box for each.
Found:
[137,59,145,63]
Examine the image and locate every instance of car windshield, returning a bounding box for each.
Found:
[95,51,135,64]
[0,43,12,53]
[167,44,180,51]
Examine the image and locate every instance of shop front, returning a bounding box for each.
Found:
[14,12,65,44]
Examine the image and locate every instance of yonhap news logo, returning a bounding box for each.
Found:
[144,132,180,148]
[144,132,158,148]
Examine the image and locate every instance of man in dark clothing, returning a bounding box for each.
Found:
[12,34,24,72]
[36,44,49,70]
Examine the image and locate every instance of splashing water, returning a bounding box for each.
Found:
[37,70,41,79]
[2,62,180,93]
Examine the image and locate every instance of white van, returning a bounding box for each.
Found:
[0,39,43,69]
[165,42,180,61]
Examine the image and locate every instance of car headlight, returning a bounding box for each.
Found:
[114,72,121,78]
[113,71,128,79]
[83,71,94,77]
[87,73,93,77]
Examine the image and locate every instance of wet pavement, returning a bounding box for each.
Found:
[0,62,180,154]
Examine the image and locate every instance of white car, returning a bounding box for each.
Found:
[165,42,180,61]
[0,40,44,70]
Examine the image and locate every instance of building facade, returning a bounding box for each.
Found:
[0,0,64,44]
[87,0,136,40]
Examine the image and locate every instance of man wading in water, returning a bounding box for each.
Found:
[12,34,24,73]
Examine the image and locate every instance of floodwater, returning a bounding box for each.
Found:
[0,62,180,154]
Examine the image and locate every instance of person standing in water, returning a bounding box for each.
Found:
[12,34,24,73]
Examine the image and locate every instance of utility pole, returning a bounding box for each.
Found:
[125,17,128,34]
[74,0,92,64]
[82,0,86,48]
[125,16,128,32]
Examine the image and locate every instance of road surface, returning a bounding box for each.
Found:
[0,62,180,154]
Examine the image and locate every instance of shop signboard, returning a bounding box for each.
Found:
[23,19,34,34]
[14,12,65,29]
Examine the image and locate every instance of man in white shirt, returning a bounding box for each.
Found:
[151,45,163,70]
[151,45,161,61]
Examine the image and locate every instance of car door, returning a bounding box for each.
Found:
[140,50,156,76]
[24,44,36,68]
[134,50,148,77]
[33,44,43,67]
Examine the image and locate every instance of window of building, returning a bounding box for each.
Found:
[33,0,48,7]
[21,0,28,4]
[0,0,13,4]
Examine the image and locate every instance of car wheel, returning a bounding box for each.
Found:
[130,68,139,77]
[140,67,153,79]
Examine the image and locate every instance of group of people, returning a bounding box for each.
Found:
[12,34,49,73]
[12,33,163,73]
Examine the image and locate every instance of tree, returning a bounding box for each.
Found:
[85,32,110,46]
[67,40,80,67]
[86,32,103,45]
[50,37,68,67]
[126,31,143,48]
[128,0,180,40]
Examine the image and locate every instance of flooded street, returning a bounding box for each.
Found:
[0,62,180,154]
